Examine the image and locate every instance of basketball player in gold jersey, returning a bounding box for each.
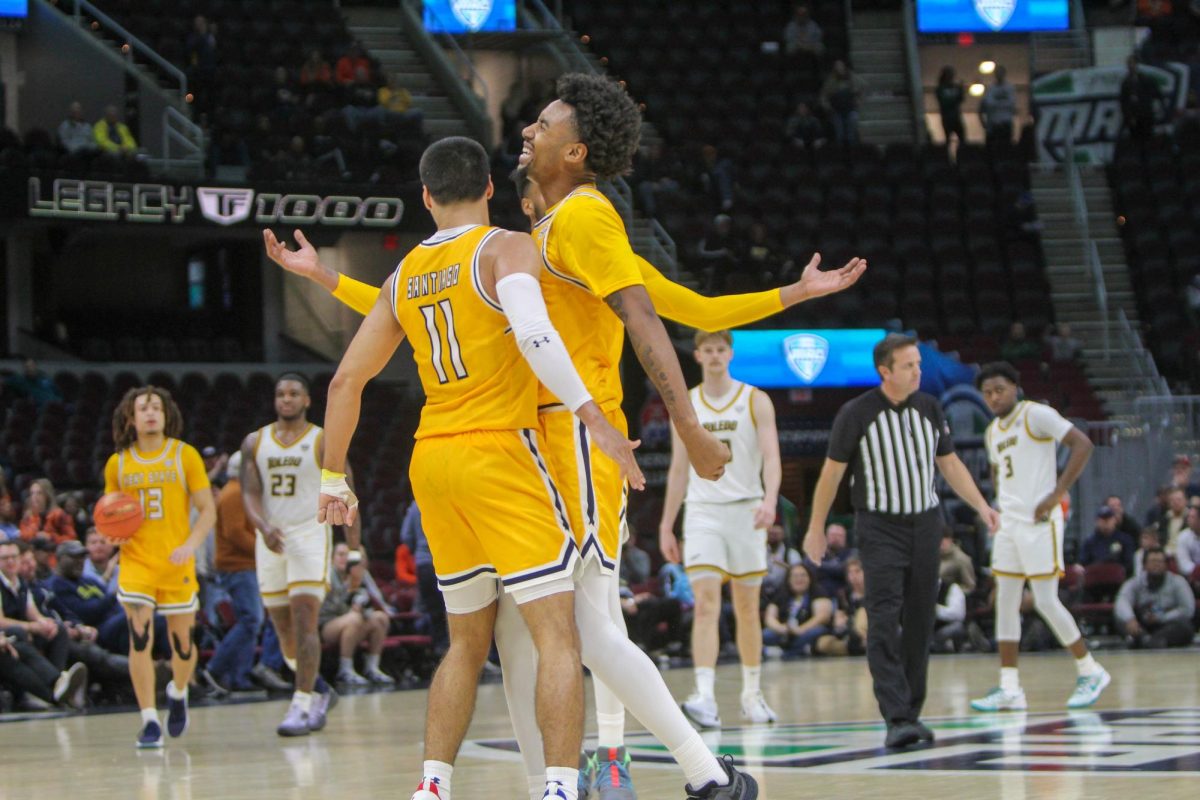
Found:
[104,386,216,749]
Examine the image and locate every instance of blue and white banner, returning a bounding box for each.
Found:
[0,0,28,19]
[728,329,887,389]
[423,0,516,33]
[917,0,1068,33]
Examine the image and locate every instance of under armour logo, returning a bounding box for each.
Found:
[532,336,550,348]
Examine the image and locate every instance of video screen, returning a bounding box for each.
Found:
[728,329,888,389]
[917,0,1068,33]
[423,0,516,33]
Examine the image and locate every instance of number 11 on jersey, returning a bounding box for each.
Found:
[420,299,468,383]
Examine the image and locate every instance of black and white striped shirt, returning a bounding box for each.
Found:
[827,388,955,515]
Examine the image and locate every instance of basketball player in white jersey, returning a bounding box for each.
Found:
[970,362,1110,711]
[241,373,362,736]
[660,330,780,727]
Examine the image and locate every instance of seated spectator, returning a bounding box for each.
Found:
[44,540,127,654]
[696,213,739,291]
[763,564,832,658]
[764,523,801,597]
[693,144,735,212]
[319,542,394,686]
[335,42,373,86]
[1133,528,1162,577]
[0,495,19,541]
[783,4,824,59]
[658,561,694,609]
[401,503,446,653]
[632,140,682,217]
[300,50,334,87]
[808,522,856,598]
[821,60,866,146]
[1152,487,1189,553]
[1177,505,1200,578]
[621,530,652,587]
[1105,494,1142,540]
[785,101,825,149]
[1045,323,1082,362]
[815,556,867,656]
[81,527,119,595]
[5,358,62,407]
[1143,485,1172,528]
[57,102,97,156]
[939,528,977,594]
[342,74,424,133]
[1115,548,1195,648]
[60,493,90,534]
[271,67,302,121]
[1000,321,1041,362]
[932,578,968,653]
[93,105,139,156]
[0,539,87,708]
[19,479,76,545]
[394,542,417,585]
[1079,505,1136,575]
[742,221,792,282]
[26,539,54,583]
[620,580,685,656]
[1170,455,1200,498]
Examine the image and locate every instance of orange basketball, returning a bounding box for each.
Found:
[93,491,144,541]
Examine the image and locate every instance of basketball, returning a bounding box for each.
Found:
[92,492,144,541]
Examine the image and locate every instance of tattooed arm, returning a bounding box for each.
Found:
[605,285,729,480]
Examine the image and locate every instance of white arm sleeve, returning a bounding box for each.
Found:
[496,272,592,413]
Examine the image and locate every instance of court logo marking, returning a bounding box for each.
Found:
[465,708,1200,775]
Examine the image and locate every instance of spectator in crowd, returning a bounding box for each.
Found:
[57,102,97,156]
[938,529,977,594]
[931,578,967,653]
[979,65,1016,149]
[763,564,833,658]
[619,580,685,656]
[81,527,118,595]
[1079,506,1136,575]
[1120,56,1162,141]
[783,4,824,60]
[19,479,76,545]
[1132,528,1161,577]
[184,14,218,106]
[400,503,446,654]
[43,540,128,655]
[786,101,825,149]
[319,542,394,686]
[1170,455,1200,497]
[1115,548,1195,648]
[621,530,653,587]
[694,144,735,212]
[999,321,1040,362]
[1105,494,1143,541]
[60,493,89,534]
[93,105,139,156]
[633,140,682,217]
[300,50,334,87]
[0,540,88,708]
[198,451,262,693]
[696,213,740,291]
[809,522,856,598]
[201,446,230,488]
[742,221,792,283]
[936,66,966,147]
[1143,485,1172,528]
[815,556,868,656]
[821,60,865,146]
[342,74,424,133]
[1045,323,1082,362]
[5,359,62,407]
[0,628,85,711]
[659,560,695,609]
[765,523,802,597]
[25,540,55,585]
[1177,505,1200,578]
[335,42,373,86]
[1152,487,1189,552]
[0,495,19,541]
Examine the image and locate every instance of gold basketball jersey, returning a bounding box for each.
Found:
[391,224,538,438]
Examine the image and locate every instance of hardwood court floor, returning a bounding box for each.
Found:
[2,650,1197,799]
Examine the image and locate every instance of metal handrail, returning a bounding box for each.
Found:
[900,0,926,144]
[1117,309,1170,396]
[161,106,204,170]
[1063,135,1112,359]
[66,0,188,103]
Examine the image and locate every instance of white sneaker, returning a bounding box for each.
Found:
[364,668,395,685]
[338,670,370,687]
[970,686,1028,712]
[763,646,785,660]
[741,691,777,724]
[1067,667,1111,709]
[681,693,721,729]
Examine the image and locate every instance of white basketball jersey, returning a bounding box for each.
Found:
[985,400,1074,523]
[254,422,324,532]
[685,382,764,504]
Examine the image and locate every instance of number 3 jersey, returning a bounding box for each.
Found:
[390,224,539,438]
[984,400,1074,523]
[104,438,209,568]
[253,422,324,532]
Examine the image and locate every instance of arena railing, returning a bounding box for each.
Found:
[1064,135,1111,360]
[901,0,926,144]
[64,0,188,104]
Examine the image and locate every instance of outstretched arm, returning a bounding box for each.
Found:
[263,228,379,315]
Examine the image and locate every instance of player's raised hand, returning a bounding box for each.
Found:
[680,425,730,481]
[263,228,323,280]
[784,253,868,306]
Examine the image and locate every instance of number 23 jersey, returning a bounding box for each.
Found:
[390,224,539,438]
[253,422,324,532]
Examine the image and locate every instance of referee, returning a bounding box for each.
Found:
[804,334,998,749]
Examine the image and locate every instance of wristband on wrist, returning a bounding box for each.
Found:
[321,468,347,482]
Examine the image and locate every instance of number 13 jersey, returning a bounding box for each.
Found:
[253,422,324,532]
[390,224,539,438]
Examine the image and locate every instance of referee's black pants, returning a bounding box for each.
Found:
[856,509,942,726]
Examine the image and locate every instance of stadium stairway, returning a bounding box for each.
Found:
[848,7,915,144]
[1031,166,1156,419]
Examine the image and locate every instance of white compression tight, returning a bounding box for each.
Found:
[496,560,720,797]
[994,574,1082,645]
